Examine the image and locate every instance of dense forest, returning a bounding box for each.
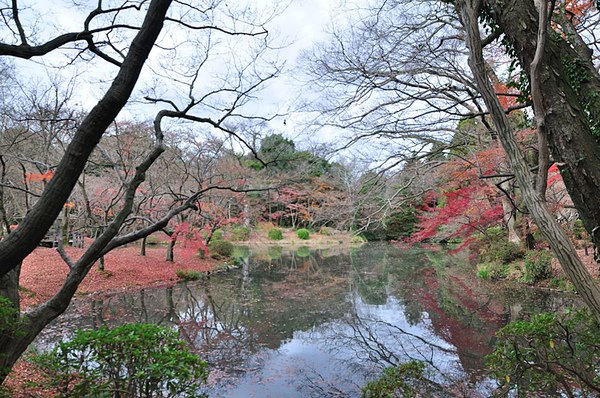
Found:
[1,0,600,396]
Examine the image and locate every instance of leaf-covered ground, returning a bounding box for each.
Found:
[19,242,218,309]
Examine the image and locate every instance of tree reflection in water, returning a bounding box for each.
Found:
[34,243,576,397]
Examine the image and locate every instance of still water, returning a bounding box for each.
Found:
[35,243,575,397]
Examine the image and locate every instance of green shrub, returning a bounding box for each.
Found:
[0,297,22,379]
[267,227,283,240]
[208,239,233,257]
[361,361,428,397]
[486,309,600,397]
[484,225,505,240]
[480,240,524,264]
[230,225,251,241]
[296,246,310,257]
[476,268,490,280]
[145,235,159,245]
[0,297,20,336]
[351,235,367,244]
[211,229,224,241]
[29,323,208,397]
[573,219,587,239]
[523,249,552,284]
[297,228,310,240]
[319,226,333,236]
[176,269,203,281]
[548,277,576,292]
[360,229,385,241]
[384,207,418,240]
[476,261,509,280]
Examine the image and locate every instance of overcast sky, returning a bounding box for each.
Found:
[7,0,351,149]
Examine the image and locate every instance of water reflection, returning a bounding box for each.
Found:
[35,243,577,397]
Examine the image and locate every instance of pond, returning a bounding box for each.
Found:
[35,243,577,397]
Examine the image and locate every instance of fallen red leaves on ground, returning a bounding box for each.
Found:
[19,243,218,309]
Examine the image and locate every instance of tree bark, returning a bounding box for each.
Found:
[61,206,69,246]
[458,0,600,320]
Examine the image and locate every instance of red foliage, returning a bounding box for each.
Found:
[547,163,562,187]
[171,222,209,256]
[411,185,503,245]
[563,0,594,23]
[493,81,518,110]
[26,170,54,182]
[411,142,510,245]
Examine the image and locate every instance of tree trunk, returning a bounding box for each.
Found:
[458,0,600,319]
[140,236,147,256]
[0,263,22,382]
[166,237,176,262]
[499,180,521,244]
[483,0,600,256]
[61,206,69,246]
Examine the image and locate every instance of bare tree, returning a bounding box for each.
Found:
[0,0,281,381]
[301,0,524,234]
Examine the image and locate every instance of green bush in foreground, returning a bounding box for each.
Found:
[296,228,310,240]
[29,323,208,397]
[176,269,204,281]
[208,239,233,257]
[267,227,283,240]
[487,309,600,397]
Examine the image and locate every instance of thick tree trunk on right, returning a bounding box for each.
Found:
[484,0,600,255]
[458,0,600,319]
